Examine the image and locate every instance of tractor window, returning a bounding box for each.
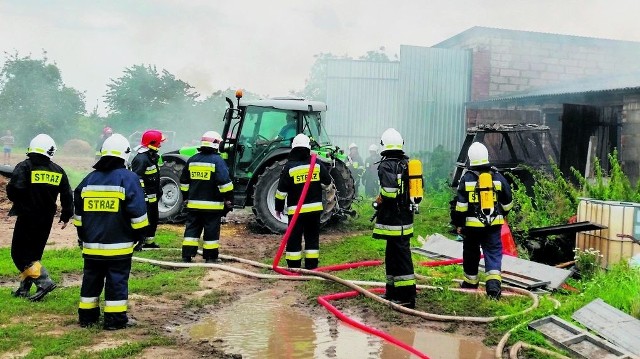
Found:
[301,112,330,146]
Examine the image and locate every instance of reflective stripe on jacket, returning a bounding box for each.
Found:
[179,151,233,212]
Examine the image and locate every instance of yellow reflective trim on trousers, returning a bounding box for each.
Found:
[275,191,286,200]
[455,203,468,212]
[463,276,479,284]
[286,253,303,260]
[186,201,224,210]
[394,279,416,287]
[82,247,134,256]
[202,242,219,249]
[182,240,199,247]
[485,274,502,282]
[180,184,189,191]
[372,227,414,236]
[148,197,157,203]
[104,305,127,313]
[305,251,319,259]
[78,301,99,309]
[73,219,82,227]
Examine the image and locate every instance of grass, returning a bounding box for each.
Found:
[3,184,640,358]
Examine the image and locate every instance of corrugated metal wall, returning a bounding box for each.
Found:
[398,46,471,154]
[325,60,399,151]
[325,46,471,157]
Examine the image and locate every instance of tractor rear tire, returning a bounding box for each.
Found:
[252,160,336,234]
[158,160,187,223]
[330,159,356,210]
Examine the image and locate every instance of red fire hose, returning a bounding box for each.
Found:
[272,153,431,359]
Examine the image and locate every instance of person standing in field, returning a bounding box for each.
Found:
[74,133,148,329]
[1,130,15,165]
[7,134,73,301]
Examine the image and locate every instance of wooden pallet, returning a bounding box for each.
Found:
[529,315,634,359]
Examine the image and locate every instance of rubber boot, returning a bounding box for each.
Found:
[28,266,57,302]
[380,283,395,300]
[143,237,160,249]
[460,281,479,289]
[286,259,302,269]
[304,258,318,270]
[485,279,501,300]
[12,278,33,298]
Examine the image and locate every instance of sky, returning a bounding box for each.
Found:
[2,0,640,114]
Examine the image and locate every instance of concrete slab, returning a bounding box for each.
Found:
[572,298,640,357]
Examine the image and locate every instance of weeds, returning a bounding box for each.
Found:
[573,247,602,280]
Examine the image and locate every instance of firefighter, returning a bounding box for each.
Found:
[95,127,113,160]
[275,133,332,269]
[362,144,381,197]
[451,142,513,300]
[130,130,165,248]
[372,128,416,308]
[7,134,73,301]
[347,143,364,195]
[180,131,234,263]
[74,133,148,329]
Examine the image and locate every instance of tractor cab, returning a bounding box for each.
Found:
[221,92,332,207]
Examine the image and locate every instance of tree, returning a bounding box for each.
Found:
[293,47,394,102]
[0,52,85,144]
[105,64,200,135]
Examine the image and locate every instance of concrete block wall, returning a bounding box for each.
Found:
[441,31,640,100]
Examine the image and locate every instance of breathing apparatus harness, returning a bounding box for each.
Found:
[470,169,499,227]
[370,156,423,222]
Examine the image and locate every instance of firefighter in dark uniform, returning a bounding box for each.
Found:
[74,134,149,329]
[452,142,513,299]
[7,134,73,301]
[372,128,416,308]
[362,144,381,197]
[180,131,234,263]
[130,129,165,248]
[275,133,332,270]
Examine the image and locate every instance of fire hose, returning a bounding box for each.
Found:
[132,153,541,358]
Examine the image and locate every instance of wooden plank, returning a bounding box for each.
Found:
[419,234,572,289]
[572,298,640,357]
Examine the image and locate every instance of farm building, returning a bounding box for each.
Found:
[325,26,640,181]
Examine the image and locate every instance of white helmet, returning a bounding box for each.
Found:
[380,128,403,154]
[101,133,132,160]
[348,143,358,150]
[201,131,222,149]
[28,134,57,158]
[291,133,311,149]
[368,144,378,152]
[468,142,489,167]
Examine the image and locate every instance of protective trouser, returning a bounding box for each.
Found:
[11,215,54,272]
[384,235,416,307]
[78,258,131,329]
[286,212,321,269]
[144,201,159,246]
[462,226,503,298]
[182,211,221,261]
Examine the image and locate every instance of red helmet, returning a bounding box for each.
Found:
[103,127,113,135]
[141,130,165,150]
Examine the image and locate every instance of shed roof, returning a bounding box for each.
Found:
[468,72,640,107]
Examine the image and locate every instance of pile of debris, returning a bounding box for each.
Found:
[0,176,10,211]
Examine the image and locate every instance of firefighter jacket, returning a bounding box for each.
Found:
[130,148,161,204]
[73,160,149,260]
[452,167,514,228]
[372,152,414,239]
[7,153,73,221]
[347,153,364,179]
[363,154,381,189]
[179,150,234,212]
[275,149,332,215]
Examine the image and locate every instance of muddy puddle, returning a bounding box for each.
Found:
[184,289,494,359]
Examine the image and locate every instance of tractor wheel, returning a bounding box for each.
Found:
[158,161,187,223]
[252,160,335,234]
[330,159,356,210]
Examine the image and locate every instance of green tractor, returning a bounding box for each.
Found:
[157,92,356,233]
